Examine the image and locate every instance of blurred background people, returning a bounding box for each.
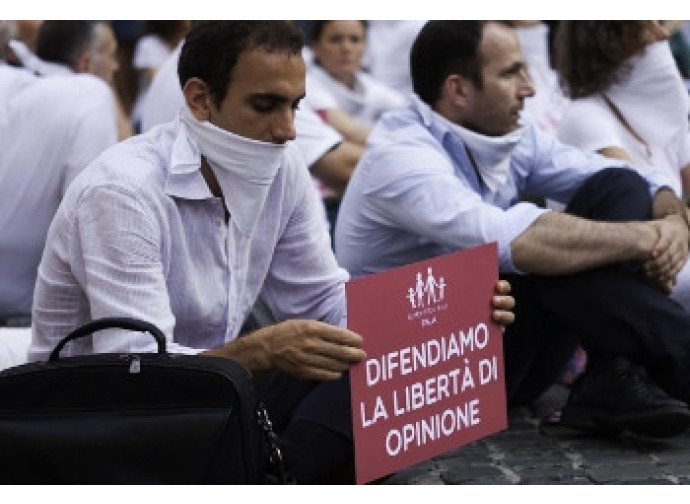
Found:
[130,20,190,132]
[0,22,118,371]
[305,20,407,147]
[15,20,134,140]
[361,20,425,98]
[555,20,690,307]
[1,20,43,66]
[513,21,569,135]
[0,21,36,97]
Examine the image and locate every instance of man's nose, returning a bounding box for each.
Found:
[342,38,356,52]
[272,110,297,143]
[519,69,535,98]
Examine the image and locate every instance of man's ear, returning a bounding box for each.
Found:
[183,77,213,121]
[74,53,91,74]
[441,74,473,107]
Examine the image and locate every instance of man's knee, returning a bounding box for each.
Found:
[587,167,647,194]
[567,167,651,221]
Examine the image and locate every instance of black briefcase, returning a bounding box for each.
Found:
[0,317,285,484]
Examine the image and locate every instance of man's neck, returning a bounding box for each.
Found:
[200,158,222,198]
[200,160,230,222]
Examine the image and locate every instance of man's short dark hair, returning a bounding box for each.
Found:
[178,21,304,110]
[410,21,487,106]
[35,21,98,69]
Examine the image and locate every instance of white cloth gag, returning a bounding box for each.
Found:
[180,108,286,235]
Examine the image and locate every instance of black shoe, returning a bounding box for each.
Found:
[560,357,690,438]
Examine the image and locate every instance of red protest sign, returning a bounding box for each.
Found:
[347,243,506,485]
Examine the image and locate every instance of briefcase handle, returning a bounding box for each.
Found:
[49,317,167,362]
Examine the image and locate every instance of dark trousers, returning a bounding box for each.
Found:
[255,370,354,483]
[503,168,690,406]
[236,309,353,483]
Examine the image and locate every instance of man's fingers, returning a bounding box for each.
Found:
[495,279,511,295]
[492,309,515,327]
[285,350,361,381]
[306,321,364,348]
[492,294,515,310]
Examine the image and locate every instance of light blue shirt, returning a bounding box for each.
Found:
[335,96,674,278]
[30,117,347,360]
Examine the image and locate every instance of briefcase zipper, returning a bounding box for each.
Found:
[257,403,287,484]
[129,356,141,374]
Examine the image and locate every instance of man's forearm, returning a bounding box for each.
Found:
[202,327,272,373]
[511,211,656,275]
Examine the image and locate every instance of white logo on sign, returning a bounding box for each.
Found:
[406,267,446,309]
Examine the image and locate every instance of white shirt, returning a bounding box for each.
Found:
[133,34,172,71]
[362,20,426,97]
[0,72,117,319]
[132,34,174,128]
[0,327,31,371]
[139,42,183,134]
[0,63,37,101]
[305,65,407,126]
[29,116,348,361]
[557,41,690,197]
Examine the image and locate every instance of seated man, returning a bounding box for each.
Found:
[17,20,133,140]
[29,21,515,483]
[336,20,690,438]
[0,45,117,324]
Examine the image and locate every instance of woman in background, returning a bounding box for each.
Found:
[555,20,690,307]
[131,20,190,132]
[305,20,407,146]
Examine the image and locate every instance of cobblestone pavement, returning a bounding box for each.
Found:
[379,407,690,485]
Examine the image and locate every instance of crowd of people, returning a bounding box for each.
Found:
[2,19,690,484]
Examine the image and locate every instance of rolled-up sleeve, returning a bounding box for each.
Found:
[31,182,204,359]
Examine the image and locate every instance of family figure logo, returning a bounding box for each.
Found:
[406,267,446,309]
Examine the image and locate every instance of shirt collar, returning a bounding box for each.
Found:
[410,93,464,145]
[163,113,215,201]
[8,40,73,77]
[409,93,474,168]
[410,93,436,128]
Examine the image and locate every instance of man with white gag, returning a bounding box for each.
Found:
[30,21,515,483]
[336,20,690,439]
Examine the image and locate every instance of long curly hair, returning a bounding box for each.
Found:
[554,21,665,98]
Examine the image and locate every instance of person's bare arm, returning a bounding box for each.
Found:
[597,146,634,164]
[322,108,371,146]
[644,188,689,292]
[202,280,515,379]
[202,319,366,381]
[309,140,363,196]
[680,163,690,223]
[511,211,658,275]
[681,163,690,199]
[597,147,690,291]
